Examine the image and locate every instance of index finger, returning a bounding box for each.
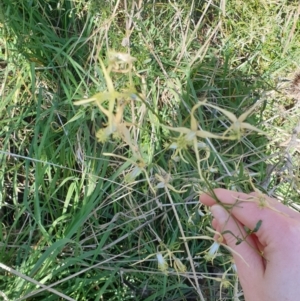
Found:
[201,188,299,218]
[200,188,299,241]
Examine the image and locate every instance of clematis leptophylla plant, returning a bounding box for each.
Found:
[156,247,186,274]
[74,54,139,154]
[131,244,186,275]
[163,102,223,179]
[240,176,286,216]
[155,172,189,193]
[197,99,266,140]
[103,152,156,194]
[108,51,137,74]
[164,102,223,149]
[162,102,222,162]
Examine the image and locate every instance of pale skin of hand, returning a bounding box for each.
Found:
[200,188,300,301]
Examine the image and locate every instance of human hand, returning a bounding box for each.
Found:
[200,188,300,301]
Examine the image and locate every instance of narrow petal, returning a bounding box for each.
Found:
[240,122,266,134]
[208,241,220,256]
[238,100,263,122]
[202,102,238,122]
[99,59,115,93]
[195,130,224,139]
[73,92,117,106]
[162,125,192,134]
[73,97,97,105]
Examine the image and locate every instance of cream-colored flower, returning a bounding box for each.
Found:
[203,241,220,262]
[155,172,188,193]
[198,99,266,140]
[157,253,168,273]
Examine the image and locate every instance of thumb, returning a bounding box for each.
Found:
[210,205,264,281]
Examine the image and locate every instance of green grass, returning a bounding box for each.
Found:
[0,0,300,300]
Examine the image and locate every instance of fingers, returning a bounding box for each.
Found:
[200,189,297,245]
[210,205,264,292]
[201,188,299,219]
[202,188,300,300]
